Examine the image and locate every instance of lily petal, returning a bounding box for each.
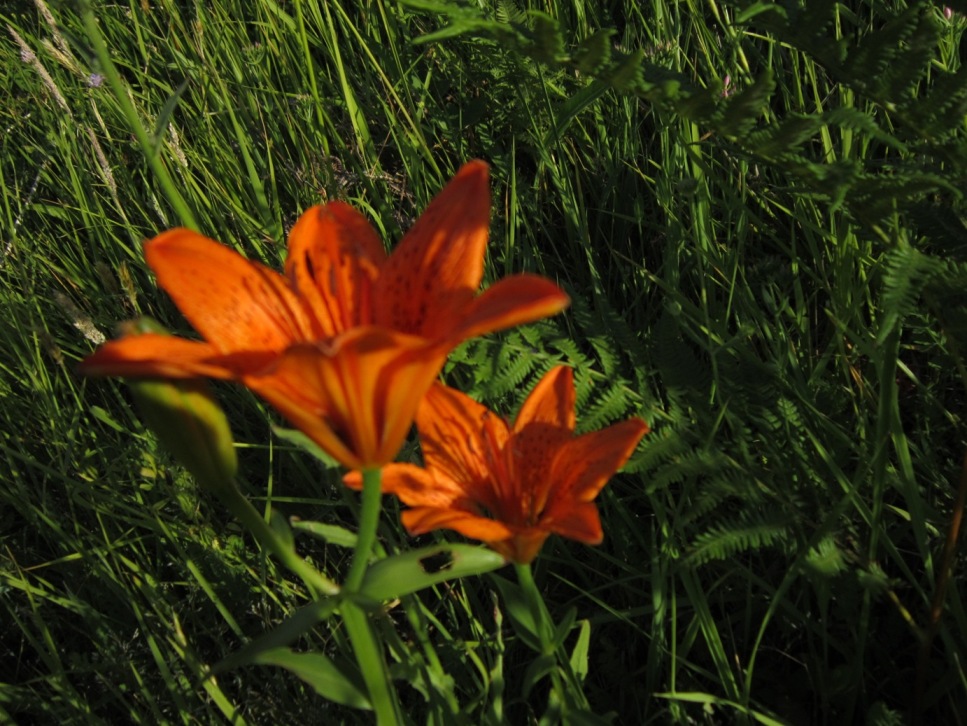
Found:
[146,229,314,352]
[401,507,515,542]
[77,334,262,379]
[507,423,572,522]
[416,383,510,502]
[448,275,571,343]
[285,202,386,339]
[252,328,447,469]
[514,365,575,432]
[550,418,650,501]
[394,365,649,563]
[375,161,490,337]
[489,529,550,565]
[351,464,469,510]
[542,501,603,545]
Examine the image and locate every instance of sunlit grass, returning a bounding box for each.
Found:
[2,0,966,723]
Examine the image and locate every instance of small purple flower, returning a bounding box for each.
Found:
[721,75,733,98]
[945,6,954,20]
[87,73,105,88]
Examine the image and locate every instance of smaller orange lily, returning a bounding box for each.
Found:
[80,162,569,470]
[350,366,649,563]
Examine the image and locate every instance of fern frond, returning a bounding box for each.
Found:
[579,380,635,433]
[880,247,946,325]
[687,510,792,565]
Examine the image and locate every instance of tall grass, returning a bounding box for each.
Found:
[2,0,965,722]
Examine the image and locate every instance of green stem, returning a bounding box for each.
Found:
[345,468,383,591]
[340,467,402,724]
[217,484,340,598]
[79,1,199,231]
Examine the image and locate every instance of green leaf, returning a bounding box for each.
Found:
[89,405,125,433]
[745,114,820,157]
[252,648,371,710]
[734,2,787,25]
[150,79,189,162]
[606,48,645,93]
[716,70,775,138]
[269,509,294,552]
[569,619,591,682]
[489,573,541,651]
[213,600,337,675]
[271,425,341,468]
[546,80,612,146]
[552,605,578,650]
[654,692,787,726]
[802,537,846,580]
[290,518,358,548]
[522,653,556,697]
[526,11,563,65]
[359,544,506,601]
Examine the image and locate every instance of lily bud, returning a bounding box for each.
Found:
[123,319,238,496]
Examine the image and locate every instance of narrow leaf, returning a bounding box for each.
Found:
[150,79,189,161]
[213,600,337,674]
[552,606,578,650]
[522,654,556,697]
[290,518,358,548]
[489,573,541,651]
[269,509,294,551]
[359,544,506,601]
[253,648,371,710]
[272,425,341,468]
[569,619,592,682]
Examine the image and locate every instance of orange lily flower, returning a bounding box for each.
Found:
[80,162,569,469]
[351,366,649,563]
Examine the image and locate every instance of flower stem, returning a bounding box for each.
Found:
[341,467,401,723]
[345,468,383,591]
[78,0,199,231]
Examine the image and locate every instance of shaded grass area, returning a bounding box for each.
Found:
[2,0,966,722]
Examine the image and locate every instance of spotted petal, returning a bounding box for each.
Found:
[285,202,386,339]
[146,229,314,352]
[549,418,650,501]
[449,275,571,344]
[514,365,575,432]
[375,161,490,338]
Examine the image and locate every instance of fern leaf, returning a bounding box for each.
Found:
[716,70,775,138]
[572,29,614,74]
[880,248,945,326]
[606,48,647,94]
[579,381,635,433]
[687,511,791,565]
[525,11,564,65]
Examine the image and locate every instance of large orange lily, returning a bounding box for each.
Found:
[352,366,649,563]
[80,162,569,470]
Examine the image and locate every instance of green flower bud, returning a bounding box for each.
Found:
[123,318,238,496]
[130,377,238,497]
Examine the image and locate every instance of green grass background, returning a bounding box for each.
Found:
[2,0,967,723]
